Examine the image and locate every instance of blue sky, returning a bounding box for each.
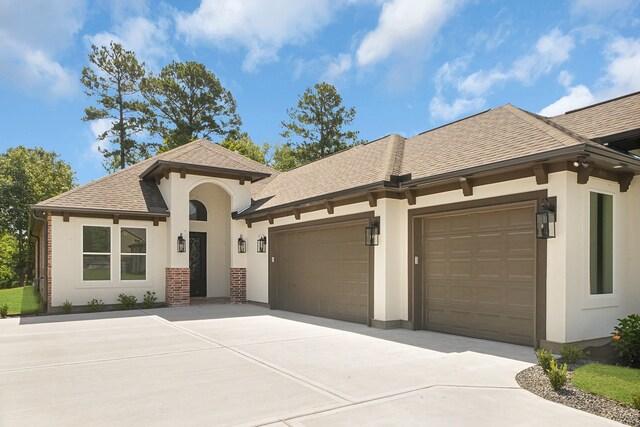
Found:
[1,0,639,185]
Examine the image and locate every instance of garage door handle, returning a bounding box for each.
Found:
[415,256,419,265]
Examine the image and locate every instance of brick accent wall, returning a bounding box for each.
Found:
[46,213,52,309]
[165,267,190,306]
[230,267,246,303]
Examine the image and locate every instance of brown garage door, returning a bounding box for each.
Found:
[422,202,536,345]
[271,218,371,324]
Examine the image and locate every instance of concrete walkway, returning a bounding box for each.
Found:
[0,304,620,426]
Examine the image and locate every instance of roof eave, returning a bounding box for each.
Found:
[139,160,272,182]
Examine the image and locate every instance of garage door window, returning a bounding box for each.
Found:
[589,192,613,295]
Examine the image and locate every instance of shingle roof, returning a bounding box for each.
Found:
[35,139,276,214]
[549,91,640,140]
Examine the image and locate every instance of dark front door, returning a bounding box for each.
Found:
[189,232,207,297]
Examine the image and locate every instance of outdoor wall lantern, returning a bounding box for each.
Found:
[257,234,267,253]
[177,233,187,252]
[238,235,247,253]
[536,198,556,239]
[365,220,380,247]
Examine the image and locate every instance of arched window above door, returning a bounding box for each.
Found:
[189,200,207,221]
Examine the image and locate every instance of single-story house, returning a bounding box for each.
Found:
[31,91,640,349]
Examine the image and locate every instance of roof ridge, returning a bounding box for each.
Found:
[559,90,640,115]
[416,108,492,137]
[382,134,405,179]
[205,140,276,173]
[503,105,590,148]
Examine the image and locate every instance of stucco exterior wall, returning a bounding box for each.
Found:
[50,216,167,306]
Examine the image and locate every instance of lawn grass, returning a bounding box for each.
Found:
[572,363,640,405]
[0,286,42,315]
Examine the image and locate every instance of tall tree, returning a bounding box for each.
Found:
[269,143,300,172]
[280,82,361,164]
[0,147,76,287]
[142,61,241,151]
[220,132,269,165]
[81,42,154,171]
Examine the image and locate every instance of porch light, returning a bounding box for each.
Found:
[536,198,556,239]
[238,235,247,253]
[177,233,186,252]
[257,235,267,253]
[365,221,380,246]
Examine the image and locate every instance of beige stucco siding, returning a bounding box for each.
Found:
[50,216,167,306]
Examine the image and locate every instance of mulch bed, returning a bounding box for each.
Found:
[516,363,640,426]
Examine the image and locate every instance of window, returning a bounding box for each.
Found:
[83,226,111,281]
[189,200,207,221]
[589,192,613,295]
[121,228,146,280]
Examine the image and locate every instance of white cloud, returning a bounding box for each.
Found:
[0,0,85,98]
[355,0,461,67]
[322,54,353,82]
[557,70,574,88]
[539,85,595,116]
[429,95,485,121]
[571,0,634,20]
[86,16,175,70]
[176,0,340,72]
[87,119,113,159]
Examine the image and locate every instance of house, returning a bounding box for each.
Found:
[31,91,640,349]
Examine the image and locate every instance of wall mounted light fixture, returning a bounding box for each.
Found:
[257,234,267,253]
[536,198,556,239]
[238,235,247,253]
[177,233,186,252]
[365,220,380,246]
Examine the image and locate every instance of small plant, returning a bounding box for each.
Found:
[632,393,640,411]
[142,291,157,309]
[62,300,73,314]
[547,359,568,391]
[0,304,8,318]
[117,294,137,310]
[612,314,640,366]
[561,344,587,364]
[86,299,105,313]
[535,348,555,372]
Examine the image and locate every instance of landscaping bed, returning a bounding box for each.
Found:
[517,362,640,426]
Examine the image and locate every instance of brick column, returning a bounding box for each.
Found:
[230,268,246,303]
[46,213,52,310]
[165,267,190,306]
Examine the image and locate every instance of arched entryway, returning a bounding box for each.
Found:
[188,182,231,298]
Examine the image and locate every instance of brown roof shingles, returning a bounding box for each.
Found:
[549,91,640,140]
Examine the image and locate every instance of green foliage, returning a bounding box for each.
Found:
[561,344,587,364]
[0,146,75,286]
[142,291,157,309]
[573,363,640,405]
[269,143,300,172]
[0,233,18,288]
[547,359,568,391]
[280,82,361,165]
[535,348,555,372]
[142,61,241,151]
[86,298,105,313]
[612,314,640,366]
[117,293,137,310]
[81,42,156,171]
[632,393,640,410]
[0,304,8,318]
[62,300,73,314]
[221,132,268,164]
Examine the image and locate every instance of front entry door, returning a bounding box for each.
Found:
[189,232,207,297]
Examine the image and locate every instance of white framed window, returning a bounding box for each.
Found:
[83,226,111,281]
[589,191,613,295]
[120,227,147,281]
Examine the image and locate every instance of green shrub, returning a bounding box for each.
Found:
[561,344,587,364]
[0,304,8,318]
[86,299,104,313]
[612,314,640,365]
[142,291,157,309]
[117,294,137,310]
[62,300,72,314]
[632,393,640,411]
[547,359,568,391]
[536,348,555,372]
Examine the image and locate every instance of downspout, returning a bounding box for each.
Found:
[30,210,47,307]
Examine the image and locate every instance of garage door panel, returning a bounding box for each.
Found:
[274,219,370,324]
[422,203,536,346]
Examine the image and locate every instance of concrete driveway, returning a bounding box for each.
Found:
[0,304,619,426]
